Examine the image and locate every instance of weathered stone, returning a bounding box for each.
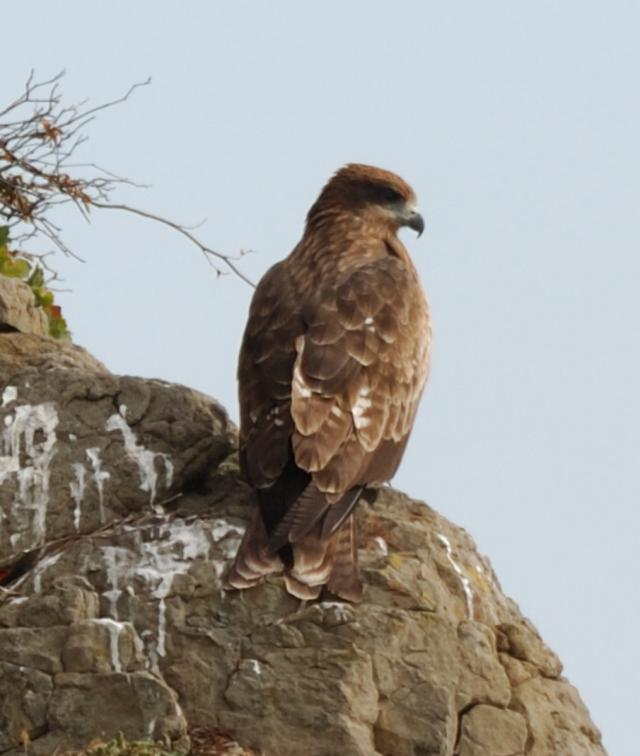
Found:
[458,705,528,756]
[6,577,99,628]
[61,619,143,673]
[0,626,67,674]
[497,621,563,678]
[0,661,52,752]
[221,647,379,756]
[0,332,107,382]
[511,676,603,756]
[0,348,235,559]
[375,680,456,756]
[43,672,186,754]
[0,328,607,755]
[0,278,48,337]
[456,621,511,709]
[498,651,538,688]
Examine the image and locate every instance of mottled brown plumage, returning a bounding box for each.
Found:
[227,164,431,601]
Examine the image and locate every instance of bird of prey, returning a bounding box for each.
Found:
[227,164,431,602]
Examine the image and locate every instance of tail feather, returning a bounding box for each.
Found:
[268,485,329,550]
[269,484,363,548]
[283,573,323,600]
[227,482,364,602]
[225,511,283,590]
[288,523,337,587]
[326,514,363,602]
[320,485,364,538]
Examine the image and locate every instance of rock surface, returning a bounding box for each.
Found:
[0,330,606,756]
[0,278,48,337]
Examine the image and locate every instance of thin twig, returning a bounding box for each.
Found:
[0,71,254,288]
[93,201,256,288]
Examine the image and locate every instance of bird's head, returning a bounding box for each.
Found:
[307,163,424,237]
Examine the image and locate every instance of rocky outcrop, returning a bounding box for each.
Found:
[0,319,606,755]
[0,278,48,337]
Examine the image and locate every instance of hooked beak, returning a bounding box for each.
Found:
[406,209,425,237]
[398,203,425,237]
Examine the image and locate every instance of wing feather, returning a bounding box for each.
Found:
[238,262,304,489]
[289,255,429,495]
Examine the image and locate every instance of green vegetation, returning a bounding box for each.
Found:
[0,226,70,339]
[63,733,182,756]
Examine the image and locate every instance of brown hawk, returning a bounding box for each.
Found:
[227,164,431,601]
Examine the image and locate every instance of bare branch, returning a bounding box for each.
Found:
[0,71,253,288]
[93,201,256,288]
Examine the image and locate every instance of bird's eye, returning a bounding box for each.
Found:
[382,187,402,203]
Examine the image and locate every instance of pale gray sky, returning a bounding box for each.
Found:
[6,2,639,752]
